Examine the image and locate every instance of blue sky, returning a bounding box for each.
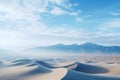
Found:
[0,0,120,50]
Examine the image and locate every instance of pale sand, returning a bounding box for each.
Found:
[0,61,67,80]
[0,57,120,80]
[94,63,120,76]
[21,68,67,80]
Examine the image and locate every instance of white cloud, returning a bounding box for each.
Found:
[68,3,79,7]
[50,0,66,5]
[76,17,84,22]
[69,10,81,16]
[2,0,120,50]
[50,7,66,15]
[91,18,120,45]
[99,19,120,31]
[110,12,119,16]
[70,12,78,16]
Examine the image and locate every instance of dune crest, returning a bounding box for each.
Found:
[0,60,67,80]
[0,58,120,80]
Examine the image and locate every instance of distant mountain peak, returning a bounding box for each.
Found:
[81,42,98,46]
[28,42,120,54]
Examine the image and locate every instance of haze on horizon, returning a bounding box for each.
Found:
[0,0,120,50]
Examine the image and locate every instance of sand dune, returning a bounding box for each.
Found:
[62,70,120,80]
[94,63,120,76]
[0,58,120,80]
[36,60,76,68]
[0,60,67,80]
[70,62,109,74]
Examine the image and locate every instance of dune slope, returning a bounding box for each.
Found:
[0,59,120,80]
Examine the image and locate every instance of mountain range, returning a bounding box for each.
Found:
[29,42,120,54]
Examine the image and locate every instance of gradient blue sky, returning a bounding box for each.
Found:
[0,0,120,50]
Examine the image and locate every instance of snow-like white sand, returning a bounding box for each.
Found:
[0,56,120,80]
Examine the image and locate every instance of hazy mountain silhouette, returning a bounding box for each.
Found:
[30,42,120,54]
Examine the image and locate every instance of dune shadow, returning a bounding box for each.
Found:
[11,63,52,80]
[74,62,109,74]
[23,64,51,76]
[35,61,55,68]
[11,59,33,66]
[62,70,120,80]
